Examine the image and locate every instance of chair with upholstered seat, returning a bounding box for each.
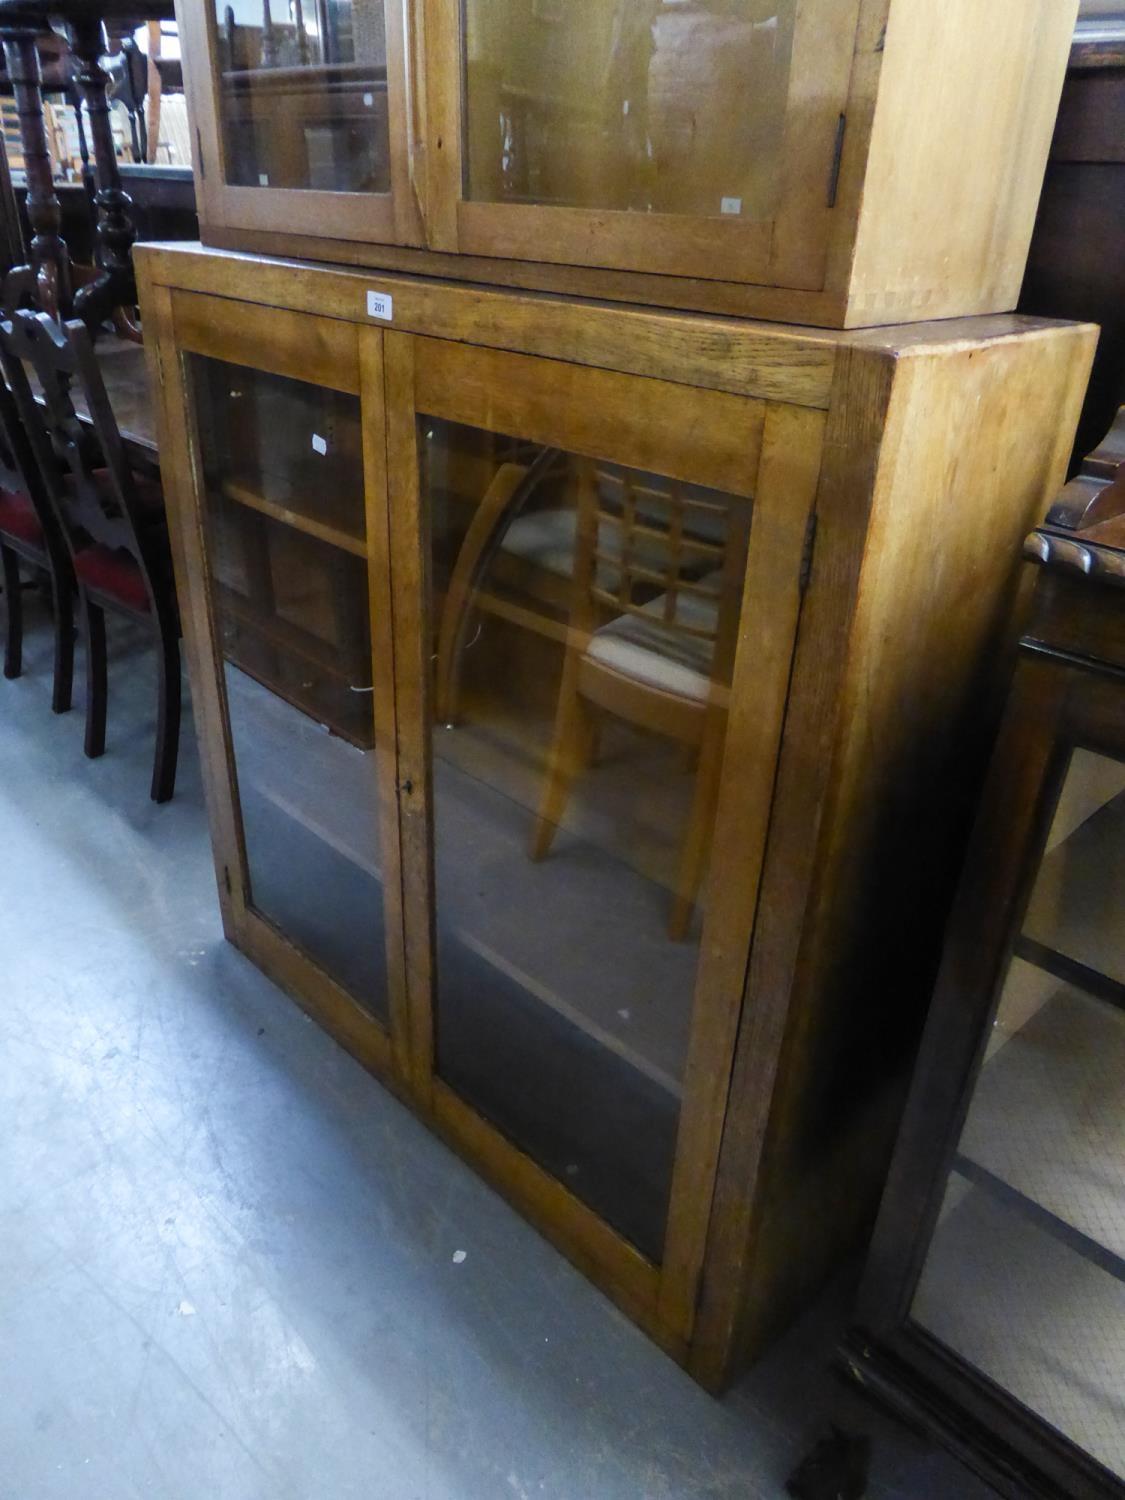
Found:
[0,369,74,710]
[434,453,728,726]
[0,309,182,802]
[530,458,749,940]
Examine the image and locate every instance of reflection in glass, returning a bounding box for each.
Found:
[423,419,753,1258]
[192,355,388,1020]
[912,748,1125,1480]
[463,0,797,219]
[215,0,391,192]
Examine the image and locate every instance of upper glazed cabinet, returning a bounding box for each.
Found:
[178,0,1079,326]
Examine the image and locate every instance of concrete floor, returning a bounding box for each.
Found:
[0,600,993,1500]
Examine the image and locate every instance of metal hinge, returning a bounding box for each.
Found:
[196,128,205,180]
[799,512,818,595]
[826,114,846,208]
[223,864,232,896]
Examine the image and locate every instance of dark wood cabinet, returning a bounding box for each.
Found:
[846,414,1125,1498]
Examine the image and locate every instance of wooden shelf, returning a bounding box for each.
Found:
[220,478,368,558]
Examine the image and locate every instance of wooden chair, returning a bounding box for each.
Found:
[0,308,181,801]
[434,449,719,724]
[531,459,749,940]
[0,365,73,707]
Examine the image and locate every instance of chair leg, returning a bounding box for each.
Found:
[150,622,181,803]
[2,545,22,680]
[50,574,74,714]
[82,596,107,759]
[530,651,595,861]
[669,711,727,942]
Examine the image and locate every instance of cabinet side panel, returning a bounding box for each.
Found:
[845,0,1078,326]
[692,321,1096,1387]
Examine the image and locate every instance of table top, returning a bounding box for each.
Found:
[28,333,158,465]
[0,1,174,19]
[91,336,157,459]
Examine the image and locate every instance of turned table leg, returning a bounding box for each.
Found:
[66,13,137,331]
[1,24,71,318]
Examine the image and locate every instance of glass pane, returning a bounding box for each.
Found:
[191,355,389,1022]
[912,748,1125,1480]
[422,419,753,1260]
[215,0,391,193]
[462,0,797,220]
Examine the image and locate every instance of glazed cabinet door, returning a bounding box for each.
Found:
[424,0,861,291]
[383,331,824,1341]
[151,291,408,1079]
[178,0,423,249]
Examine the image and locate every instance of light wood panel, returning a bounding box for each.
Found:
[842,0,1079,325]
[170,289,361,394]
[141,241,840,408]
[409,336,765,497]
[691,318,1097,1389]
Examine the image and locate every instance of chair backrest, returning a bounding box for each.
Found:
[0,309,160,598]
[573,458,751,686]
[0,370,31,498]
[0,337,71,564]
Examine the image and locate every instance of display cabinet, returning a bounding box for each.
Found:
[177,0,1078,327]
[137,240,1095,1385]
[845,414,1125,1498]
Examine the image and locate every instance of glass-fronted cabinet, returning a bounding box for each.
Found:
[181,0,422,249]
[848,426,1125,1500]
[912,746,1125,1485]
[140,240,1095,1386]
[176,0,1078,324]
[158,285,819,1322]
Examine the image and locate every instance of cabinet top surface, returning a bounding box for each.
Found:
[138,242,1095,361]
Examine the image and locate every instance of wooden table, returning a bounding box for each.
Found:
[0,0,176,324]
[90,333,156,457]
[25,330,158,477]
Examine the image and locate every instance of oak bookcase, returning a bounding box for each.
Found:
[137,240,1094,1385]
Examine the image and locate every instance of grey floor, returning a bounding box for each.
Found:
[0,597,992,1500]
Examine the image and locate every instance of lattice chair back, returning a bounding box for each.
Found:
[572,459,751,704]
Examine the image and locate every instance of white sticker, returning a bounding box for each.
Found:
[258,172,270,187]
[362,91,374,107]
[720,196,742,216]
[311,433,328,456]
[367,289,394,321]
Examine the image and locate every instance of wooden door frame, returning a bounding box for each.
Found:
[422,0,864,291]
[140,273,409,1090]
[177,0,425,249]
[381,327,822,1344]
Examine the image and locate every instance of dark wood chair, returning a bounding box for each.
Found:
[0,307,181,800]
[0,364,73,706]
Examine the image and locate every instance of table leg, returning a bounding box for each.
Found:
[66,14,137,331]
[0,26,71,319]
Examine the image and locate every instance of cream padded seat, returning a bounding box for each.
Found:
[584,578,720,702]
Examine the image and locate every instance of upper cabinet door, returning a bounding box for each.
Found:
[423,0,862,290]
[180,0,424,247]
